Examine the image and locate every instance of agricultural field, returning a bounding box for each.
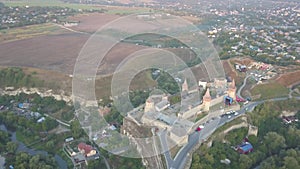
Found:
[0,0,150,13]
[0,23,68,43]
[0,0,104,10]
[67,13,120,33]
[0,32,89,74]
[276,70,300,88]
[251,82,289,100]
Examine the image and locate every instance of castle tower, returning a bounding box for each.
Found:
[182,79,189,92]
[203,88,211,112]
[144,98,154,112]
[162,94,168,102]
[228,79,237,100]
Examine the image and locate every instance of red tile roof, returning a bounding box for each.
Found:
[78,142,93,155]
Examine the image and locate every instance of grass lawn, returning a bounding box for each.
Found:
[170,145,182,159]
[251,82,289,100]
[214,116,244,135]
[195,112,208,122]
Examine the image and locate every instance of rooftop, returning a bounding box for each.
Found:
[238,142,253,152]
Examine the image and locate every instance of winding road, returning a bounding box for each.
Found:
[237,74,251,100]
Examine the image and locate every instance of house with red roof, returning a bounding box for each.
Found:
[78,143,97,157]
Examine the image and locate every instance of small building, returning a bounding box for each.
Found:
[240,65,247,72]
[237,142,253,154]
[73,153,86,164]
[282,116,298,124]
[18,103,30,109]
[198,81,207,89]
[108,124,117,130]
[224,96,233,105]
[78,143,97,157]
[65,137,74,143]
[37,117,45,123]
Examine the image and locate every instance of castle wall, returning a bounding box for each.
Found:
[180,104,203,119]
[210,94,227,107]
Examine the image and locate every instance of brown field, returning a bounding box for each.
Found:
[190,63,209,81]
[98,42,146,75]
[68,13,120,33]
[230,57,253,66]
[276,70,300,87]
[222,60,245,85]
[0,11,200,76]
[0,33,89,74]
[22,67,72,91]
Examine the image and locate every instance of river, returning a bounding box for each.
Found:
[0,124,68,169]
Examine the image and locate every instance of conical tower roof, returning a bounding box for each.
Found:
[203,88,211,102]
[182,78,188,91]
[230,79,236,89]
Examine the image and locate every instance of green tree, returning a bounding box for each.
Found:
[46,140,55,151]
[6,141,18,154]
[260,157,276,169]
[70,120,84,138]
[264,132,286,155]
[239,154,253,169]
[283,156,299,169]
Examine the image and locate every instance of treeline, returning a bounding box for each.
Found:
[0,111,58,133]
[0,67,44,88]
[0,93,73,121]
[191,99,300,169]
[0,3,78,30]
[0,130,58,169]
[6,152,58,169]
[129,90,150,108]
[157,72,180,95]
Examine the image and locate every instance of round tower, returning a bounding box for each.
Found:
[144,98,154,112]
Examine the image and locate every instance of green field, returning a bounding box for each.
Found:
[0,0,103,10]
[251,82,289,100]
[0,0,150,14]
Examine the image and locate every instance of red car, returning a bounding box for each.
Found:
[196,125,204,132]
[196,127,201,132]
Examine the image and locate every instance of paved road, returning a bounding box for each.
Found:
[171,119,220,169]
[159,117,220,169]
[152,128,164,169]
[44,114,70,127]
[236,74,251,99]
[162,96,300,169]
[158,131,173,169]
